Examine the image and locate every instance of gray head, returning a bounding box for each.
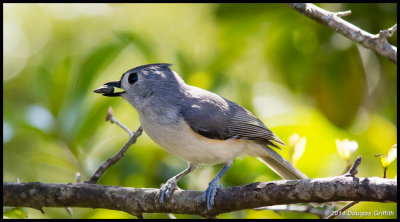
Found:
[93,63,186,109]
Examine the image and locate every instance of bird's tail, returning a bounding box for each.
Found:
[251,142,329,207]
[247,142,308,180]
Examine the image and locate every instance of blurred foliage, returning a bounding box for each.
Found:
[3,207,28,219]
[3,3,397,219]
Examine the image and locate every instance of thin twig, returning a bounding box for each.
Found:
[75,172,81,183]
[325,201,359,219]
[255,205,350,219]
[106,107,133,137]
[85,107,143,184]
[85,126,143,184]
[286,3,397,64]
[326,156,363,219]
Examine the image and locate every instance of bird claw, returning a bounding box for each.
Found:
[202,178,223,210]
[156,178,178,205]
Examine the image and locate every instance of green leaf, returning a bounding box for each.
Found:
[3,207,28,219]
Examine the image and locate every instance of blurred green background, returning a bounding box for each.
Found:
[3,3,397,219]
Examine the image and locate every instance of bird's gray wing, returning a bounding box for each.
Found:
[180,87,285,148]
[228,106,285,148]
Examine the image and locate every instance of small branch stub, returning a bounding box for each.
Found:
[379,24,397,40]
[75,172,81,184]
[346,156,362,177]
[106,107,113,122]
[334,10,352,18]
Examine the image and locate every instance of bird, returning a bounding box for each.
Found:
[93,63,308,210]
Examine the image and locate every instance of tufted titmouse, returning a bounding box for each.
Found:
[94,63,308,210]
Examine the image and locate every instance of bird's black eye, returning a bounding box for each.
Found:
[128,72,138,84]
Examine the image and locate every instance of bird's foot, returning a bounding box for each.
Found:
[202,178,223,210]
[156,178,178,205]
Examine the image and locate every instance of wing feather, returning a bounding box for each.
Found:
[180,86,285,148]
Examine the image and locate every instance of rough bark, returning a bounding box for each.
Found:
[3,175,396,218]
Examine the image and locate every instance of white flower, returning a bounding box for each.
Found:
[336,139,358,160]
[289,134,307,165]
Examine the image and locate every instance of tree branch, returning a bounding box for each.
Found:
[286,3,397,64]
[85,107,143,184]
[3,176,396,218]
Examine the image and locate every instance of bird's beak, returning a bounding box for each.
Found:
[93,80,125,97]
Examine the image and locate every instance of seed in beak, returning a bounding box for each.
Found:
[93,85,115,94]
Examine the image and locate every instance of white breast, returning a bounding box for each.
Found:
[139,114,246,164]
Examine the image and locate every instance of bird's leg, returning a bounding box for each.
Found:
[157,162,197,205]
[202,159,234,210]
